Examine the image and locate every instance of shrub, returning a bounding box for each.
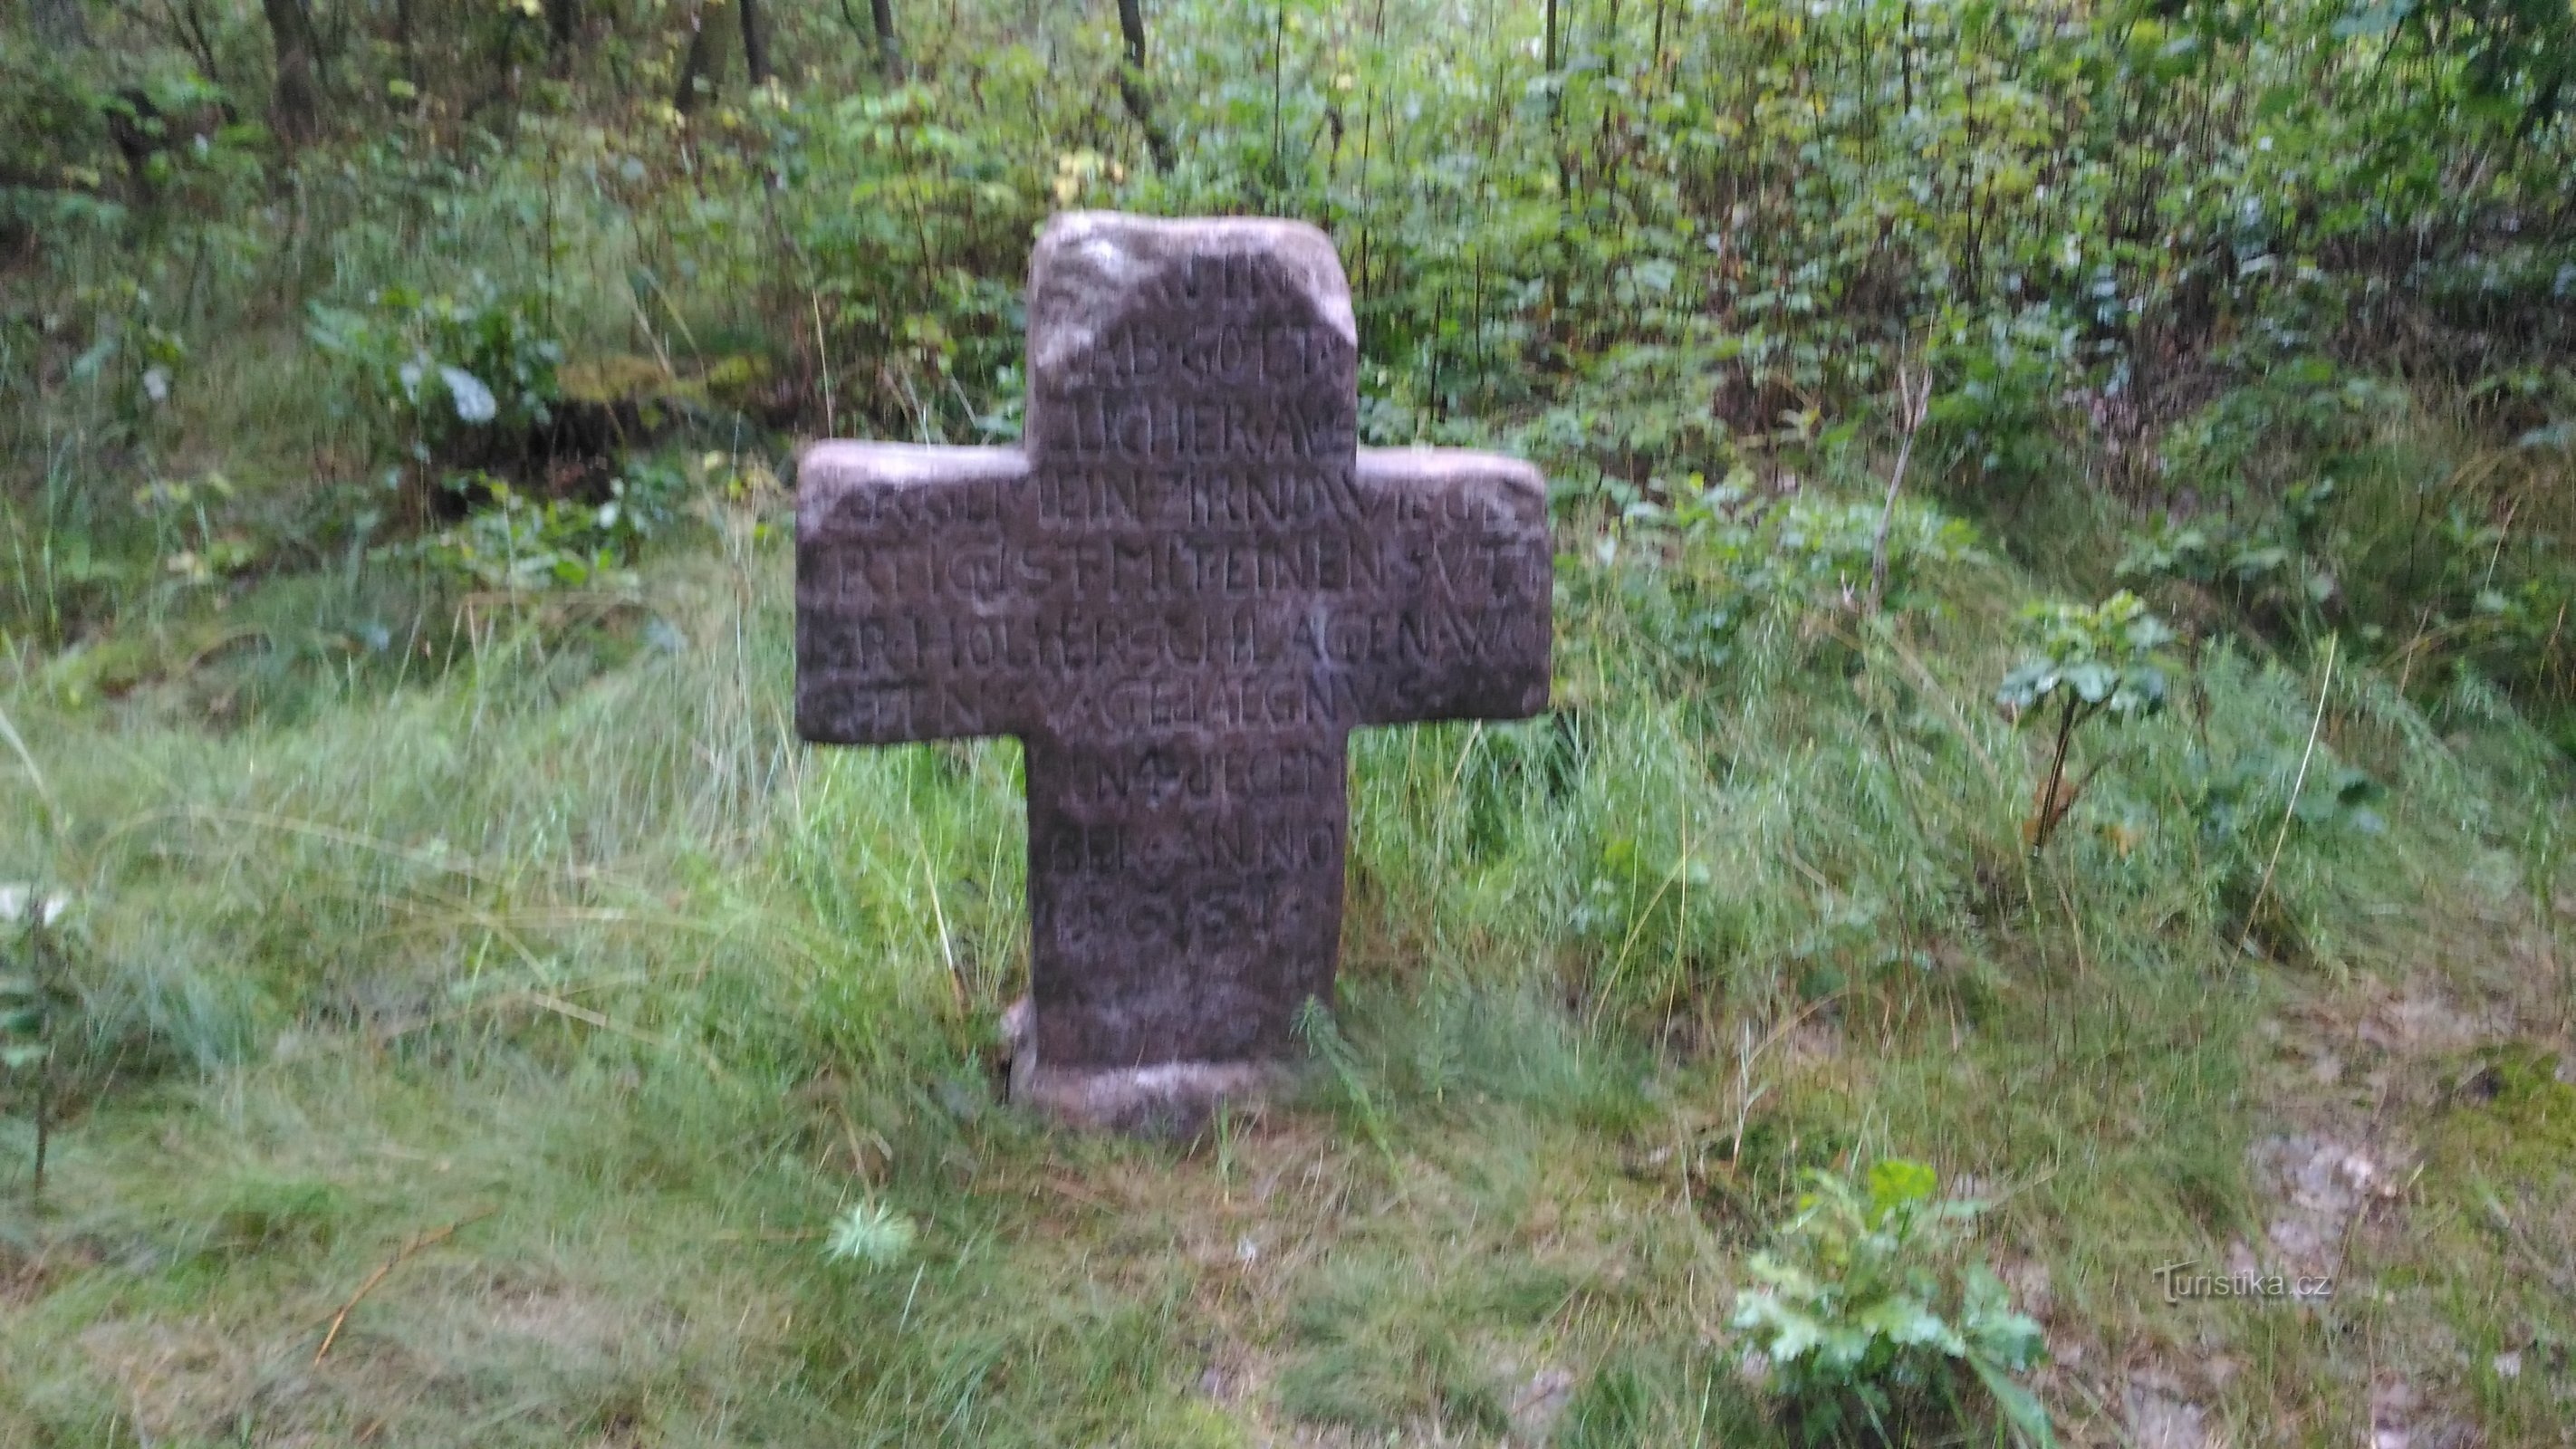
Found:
[404,458,689,593]
[307,283,562,470]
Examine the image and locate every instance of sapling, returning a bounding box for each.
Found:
[1,887,69,1197]
[1996,591,2174,852]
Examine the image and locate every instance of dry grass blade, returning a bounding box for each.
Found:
[2240,635,2339,958]
[313,1207,498,1366]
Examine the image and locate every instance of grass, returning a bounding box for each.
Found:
[0,483,2568,1445]
[4,311,2574,1446]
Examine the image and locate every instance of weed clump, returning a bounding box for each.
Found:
[1732,1159,2050,1447]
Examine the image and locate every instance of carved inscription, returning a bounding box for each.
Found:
[794,213,1552,1117]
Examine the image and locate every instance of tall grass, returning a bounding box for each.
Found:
[5,435,2570,1441]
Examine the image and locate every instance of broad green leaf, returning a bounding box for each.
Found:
[440,366,499,424]
[1997,662,2053,711]
[1968,1350,2056,1448]
[1733,1292,1827,1363]
[2064,661,2117,703]
[1855,1294,1959,1352]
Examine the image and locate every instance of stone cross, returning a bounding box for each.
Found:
[796,213,1551,1129]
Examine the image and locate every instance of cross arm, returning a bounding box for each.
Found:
[794,441,1039,746]
[1346,448,1553,727]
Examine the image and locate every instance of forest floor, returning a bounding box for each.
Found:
[3,381,2573,1448]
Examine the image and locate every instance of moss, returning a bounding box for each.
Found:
[2435,1043,2576,1175]
[554,353,704,408]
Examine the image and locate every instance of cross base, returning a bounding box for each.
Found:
[1002,997,1297,1134]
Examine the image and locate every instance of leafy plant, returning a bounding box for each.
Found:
[308,283,563,469]
[1623,472,1985,681]
[1998,592,2175,852]
[402,459,689,594]
[1733,1158,2052,1447]
[2193,750,2388,847]
[1677,485,1985,622]
[2118,479,2342,637]
[1926,306,2076,503]
[1,888,72,1196]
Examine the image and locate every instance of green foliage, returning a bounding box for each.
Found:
[1293,995,1396,1163]
[2157,363,2401,504]
[41,274,195,442]
[1926,306,2076,501]
[1999,592,2176,722]
[2182,726,2391,956]
[404,459,689,593]
[2371,0,2576,133]
[1,890,72,1193]
[0,965,52,1076]
[2119,479,2342,634]
[0,890,67,1060]
[2193,748,2389,847]
[1732,1159,2051,1447]
[308,283,562,465]
[2000,591,2176,850]
[763,83,1039,440]
[1677,477,1985,619]
[1620,473,1984,684]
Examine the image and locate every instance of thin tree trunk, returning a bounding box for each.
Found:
[29,1032,46,1199]
[261,0,321,140]
[1114,0,1176,172]
[739,0,771,87]
[546,0,580,74]
[1866,366,1929,615]
[21,907,53,1201]
[870,0,902,75]
[172,0,225,82]
[1543,0,1570,196]
[393,0,416,82]
[675,3,717,113]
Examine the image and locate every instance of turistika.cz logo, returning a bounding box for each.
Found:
[2152,1260,2334,1305]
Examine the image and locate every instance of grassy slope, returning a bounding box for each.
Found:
[3,384,2572,1449]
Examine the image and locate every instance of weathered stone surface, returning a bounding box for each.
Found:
[797,212,1550,1129]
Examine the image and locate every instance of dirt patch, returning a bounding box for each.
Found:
[2369,1371,2482,1449]
[2355,987,2494,1059]
[2122,1367,2211,1449]
[1502,1363,1574,1444]
[2243,1130,2407,1285]
[2231,976,2531,1449]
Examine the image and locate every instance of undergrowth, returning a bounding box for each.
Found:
[5,0,2576,1442]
